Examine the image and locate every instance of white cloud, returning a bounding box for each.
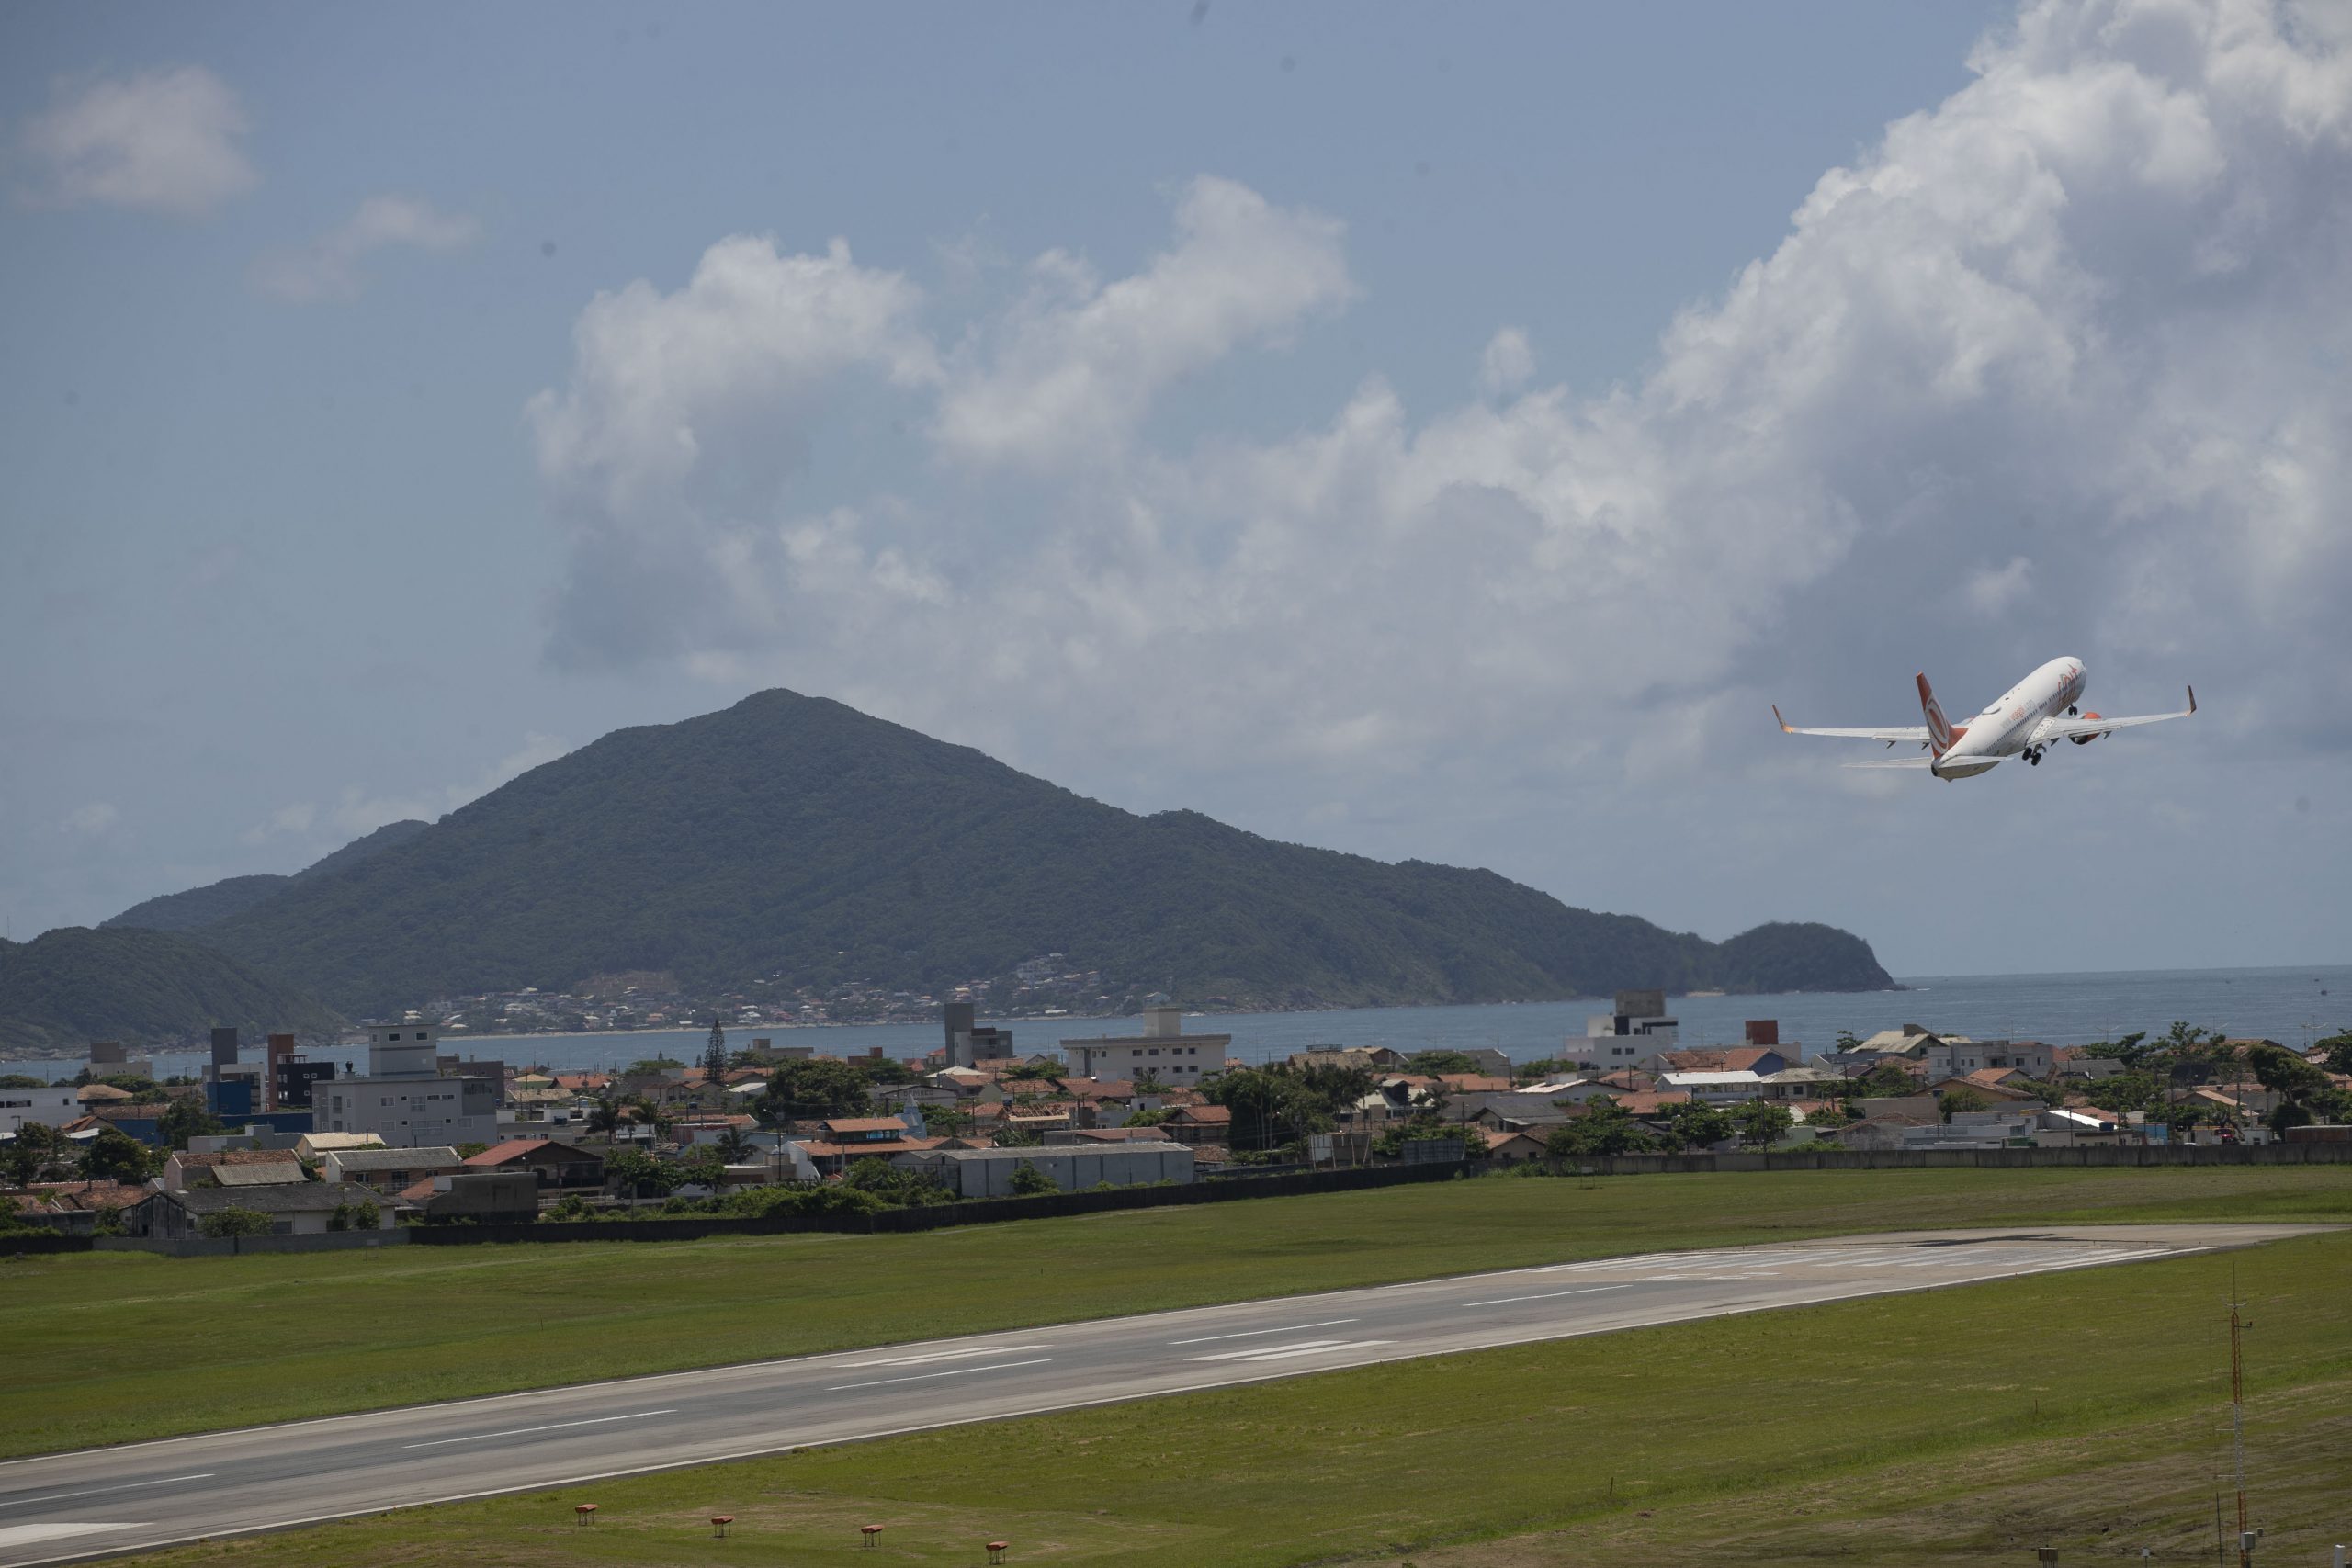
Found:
[253,195,480,302]
[932,175,1356,469]
[241,802,319,846]
[62,802,119,836]
[1478,328,1534,398]
[530,0,2352,825]
[17,65,255,217]
[290,734,569,841]
[1962,555,2035,615]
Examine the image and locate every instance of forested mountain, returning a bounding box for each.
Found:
[104,819,430,933]
[183,689,1893,1015]
[0,926,344,1055]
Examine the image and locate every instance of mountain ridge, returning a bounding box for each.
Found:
[0,926,345,1056]
[177,689,1894,1015]
[104,819,431,933]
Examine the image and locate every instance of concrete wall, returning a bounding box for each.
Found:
[1545,1142,2352,1175]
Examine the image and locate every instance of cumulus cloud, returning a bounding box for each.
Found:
[253,195,480,302]
[531,0,2352,813]
[17,65,255,216]
[933,175,1356,468]
[255,735,569,844]
[1478,328,1535,397]
[526,234,934,669]
[241,802,319,846]
[61,802,119,836]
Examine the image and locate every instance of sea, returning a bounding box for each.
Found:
[7,964,2346,1084]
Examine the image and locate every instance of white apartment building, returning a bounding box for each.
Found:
[313,1024,497,1149]
[1,1085,80,1133]
[1577,989,1679,1070]
[1060,1007,1229,1082]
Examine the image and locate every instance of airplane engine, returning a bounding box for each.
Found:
[2068,713,2103,745]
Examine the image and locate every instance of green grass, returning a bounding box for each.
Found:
[119,1229,2352,1567]
[4,1164,2346,1461]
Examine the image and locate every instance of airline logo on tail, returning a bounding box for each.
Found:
[1917,673,1962,757]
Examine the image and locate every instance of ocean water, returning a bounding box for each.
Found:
[9,964,2346,1084]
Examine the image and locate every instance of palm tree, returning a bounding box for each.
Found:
[586,1095,622,1137]
[714,1127,756,1165]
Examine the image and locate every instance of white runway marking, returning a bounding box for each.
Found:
[0,1524,138,1549]
[825,1359,1051,1393]
[1462,1284,1635,1308]
[1168,1318,1360,1346]
[401,1411,676,1450]
[836,1344,1051,1369]
[1223,1340,1393,1364]
[0,1476,209,1510]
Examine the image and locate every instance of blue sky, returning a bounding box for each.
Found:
[6,0,2348,979]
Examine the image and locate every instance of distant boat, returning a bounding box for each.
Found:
[1685,990,1725,998]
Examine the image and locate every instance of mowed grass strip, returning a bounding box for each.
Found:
[114,1231,2352,1568]
[3,1164,2346,1459]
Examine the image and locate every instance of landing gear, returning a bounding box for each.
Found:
[2026,746,2044,766]
[2067,705,2078,716]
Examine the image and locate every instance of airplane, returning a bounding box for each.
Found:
[1772,656,2196,781]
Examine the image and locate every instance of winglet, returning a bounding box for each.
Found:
[2187,684,2197,716]
[1772,704,1792,734]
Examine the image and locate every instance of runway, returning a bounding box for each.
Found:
[0,1223,2318,1565]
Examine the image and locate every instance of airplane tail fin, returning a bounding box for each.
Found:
[1917,673,1959,756]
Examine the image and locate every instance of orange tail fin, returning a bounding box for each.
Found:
[1917,673,1962,757]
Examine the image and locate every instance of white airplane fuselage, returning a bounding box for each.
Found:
[1927,655,2084,780]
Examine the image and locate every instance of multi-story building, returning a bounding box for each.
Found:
[1576,989,1679,1071]
[1059,1007,1229,1082]
[312,1024,497,1149]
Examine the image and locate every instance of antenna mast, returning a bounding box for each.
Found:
[2231,1282,2249,1568]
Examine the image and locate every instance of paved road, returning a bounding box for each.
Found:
[0,1224,2319,1564]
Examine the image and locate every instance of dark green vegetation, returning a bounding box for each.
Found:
[0,925,343,1055]
[114,1230,2352,1568]
[102,818,427,932]
[3,1162,2343,1460]
[144,689,1893,1014]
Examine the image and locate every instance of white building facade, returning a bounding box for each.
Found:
[1,1086,81,1133]
[1577,989,1679,1071]
[313,1025,497,1149]
[1060,1007,1229,1082]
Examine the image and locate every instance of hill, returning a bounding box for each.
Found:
[192,690,1894,1015]
[104,820,431,932]
[0,926,345,1057]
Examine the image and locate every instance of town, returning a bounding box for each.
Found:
[7,992,2347,1242]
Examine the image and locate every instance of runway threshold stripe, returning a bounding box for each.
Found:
[401,1410,676,1450]
[825,1359,1051,1393]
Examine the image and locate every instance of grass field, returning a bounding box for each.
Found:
[3,1164,2346,1461]
[114,1228,2352,1567]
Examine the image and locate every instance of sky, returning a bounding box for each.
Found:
[4,0,2347,979]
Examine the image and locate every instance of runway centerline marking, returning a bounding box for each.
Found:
[1224,1340,1394,1364]
[837,1344,1051,1369]
[0,1476,210,1511]
[1169,1319,1360,1346]
[826,1359,1051,1393]
[1463,1283,1636,1308]
[1188,1339,1357,1363]
[401,1411,676,1450]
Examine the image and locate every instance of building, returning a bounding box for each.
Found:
[1922,1039,2057,1082]
[323,1145,465,1193]
[1059,1007,1229,1082]
[898,1140,1194,1198]
[129,1181,393,1239]
[2,1085,80,1133]
[461,1138,605,1196]
[312,1024,497,1149]
[1576,990,1679,1071]
[162,1147,307,1191]
[942,1002,1017,1069]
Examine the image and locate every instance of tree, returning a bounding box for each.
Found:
[674,1145,729,1190]
[198,1207,273,1238]
[701,1017,729,1084]
[2318,1031,2352,1077]
[328,1199,380,1232]
[1403,1050,1481,1075]
[1121,1107,1171,1128]
[604,1149,678,1200]
[1662,1100,1735,1151]
[1834,1030,1861,1052]
[992,1123,1042,1148]
[1545,1097,1660,1156]
[713,1127,756,1164]
[455,1141,489,1159]
[1131,1069,1169,1093]
[1206,1066,1329,1153]
[2,1122,72,1186]
[855,1055,917,1086]
[923,1105,978,1137]
[1848,1062,1918,1099]
[156,1100,225,1151]
[1008,1160,1058,1197]
[1731,1100,1795,1149]
[84,1128,162,1183]
[1938,1086,1992,1122]
[764,1059,876,1122]
[585,1096,623,1137]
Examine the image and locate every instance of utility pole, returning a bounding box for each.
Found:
[2230,1281,2249,1568]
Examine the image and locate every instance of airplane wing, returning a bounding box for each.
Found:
[2028,686,2197,747]
[1771,705,1928,744]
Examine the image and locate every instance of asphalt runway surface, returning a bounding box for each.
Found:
[0,1223,2320,1564]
